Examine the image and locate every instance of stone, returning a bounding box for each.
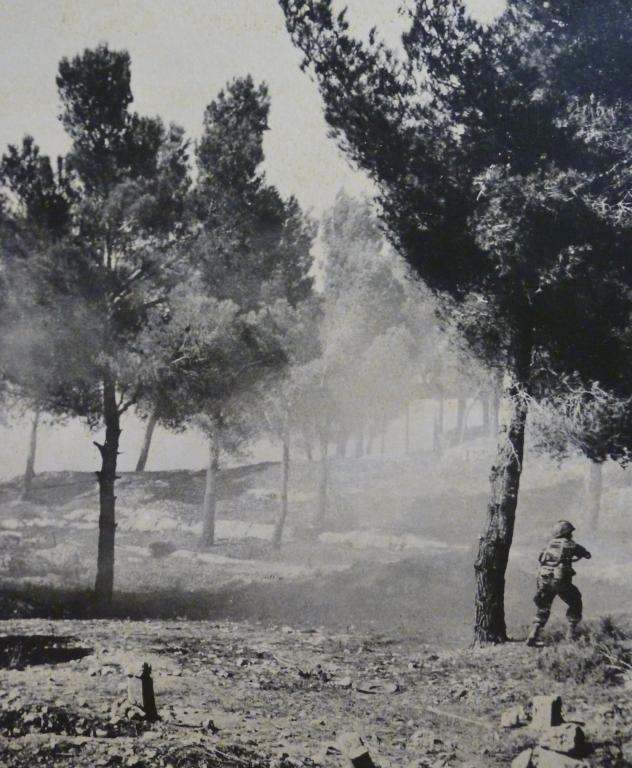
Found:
[539,724,585,756]
[534,747,588,768]
[511,749,534,768]
[532,695,563,729]
[501,705,527,729]
[337,732,376,768]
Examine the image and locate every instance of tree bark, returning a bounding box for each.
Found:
[135,411,158,472]
[201,435,220,547]
[22,409,40,498]
[491,386,501,436]
[94,378,121,606]
[585,460,603,532]
[473,363,530,644]
[314,437,329,529]
[272,428,290,549]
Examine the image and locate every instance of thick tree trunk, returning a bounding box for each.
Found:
[94,379,121,606]
[473,376,529,645]
[272,429,290,549]
[585,460,603,532]
[22,409,40,498]
[201,436,220,547]
[135,411,158,472]
[314,438,329,529]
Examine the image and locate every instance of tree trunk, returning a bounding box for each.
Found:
[456,397,467,445]
[135,411,158,472]
[272,429,290,549]
[201,435,220,547]
[585,460,603,532]
[366,425,375,455]
[353,428,365,459]
[404,402,411,454]
[433,397,444,454]
[481,396,490,432]
[94,378,121,606]
[335,430,349,458]
[379,413,387,454]
[22,409,40,498]
[473,378,529,645]
[303,430,313,461]
[314,438,328,529]
[491,387,501,436]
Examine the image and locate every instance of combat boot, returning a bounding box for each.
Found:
[526,624,543,647]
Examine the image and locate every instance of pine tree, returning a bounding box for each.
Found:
[279,0,632,642]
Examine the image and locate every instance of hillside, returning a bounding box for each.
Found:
[1,443,632,766]
[1,441,631,641]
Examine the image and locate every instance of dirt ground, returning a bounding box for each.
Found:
[1,444,632,765]
[0,617,631,768]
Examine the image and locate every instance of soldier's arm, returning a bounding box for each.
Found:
[573,543,591,560]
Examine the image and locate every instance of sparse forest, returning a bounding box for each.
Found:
[1,3,632,768]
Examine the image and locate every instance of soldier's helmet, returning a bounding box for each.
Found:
[552,520,575,538]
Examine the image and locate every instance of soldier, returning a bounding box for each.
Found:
[526,520,592,647]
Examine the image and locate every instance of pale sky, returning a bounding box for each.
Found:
[0,0,505,479]
[0,0,505,215]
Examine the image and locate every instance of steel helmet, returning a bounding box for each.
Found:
[552,520,575,538]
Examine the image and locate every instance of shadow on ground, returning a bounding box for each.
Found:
[0,635,93,669]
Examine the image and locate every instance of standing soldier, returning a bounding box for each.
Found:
[526,520,592,647]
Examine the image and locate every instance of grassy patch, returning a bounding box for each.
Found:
[538,616,632,685]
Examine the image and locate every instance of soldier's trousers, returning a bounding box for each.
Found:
[532,576,583,629]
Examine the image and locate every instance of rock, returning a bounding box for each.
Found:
[511,749,534,768]
[532,696,563,729]
[534,747,588,768]
[501,705,527,729]
[539,724,585,756]
[337,732,376,768]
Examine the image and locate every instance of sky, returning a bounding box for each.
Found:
[0,0,506,479]
[0,0,505,215]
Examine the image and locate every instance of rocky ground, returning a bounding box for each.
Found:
[1,447,632,766]
[0,617,631,767]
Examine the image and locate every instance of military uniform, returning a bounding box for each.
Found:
[527,521,591,646]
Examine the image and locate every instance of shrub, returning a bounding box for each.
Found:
[537,617,632,685]
[148,541,177,559]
